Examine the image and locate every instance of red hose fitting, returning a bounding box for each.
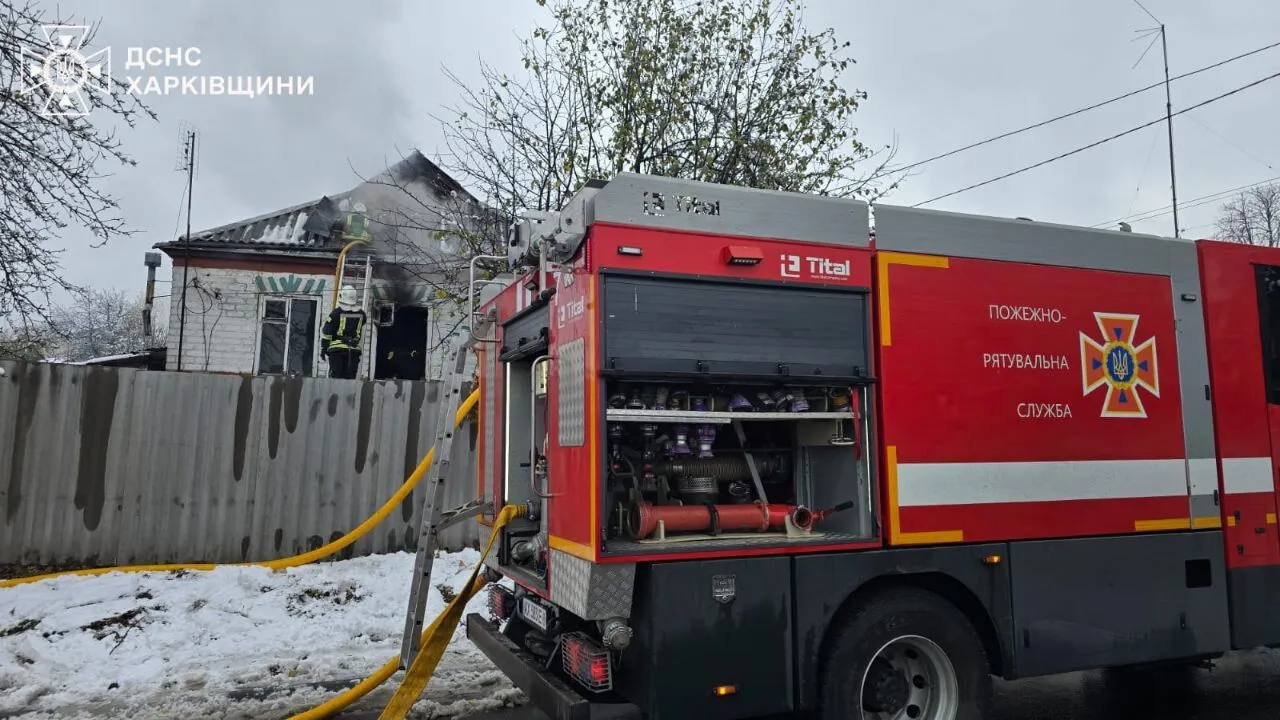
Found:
[789,506,815,532]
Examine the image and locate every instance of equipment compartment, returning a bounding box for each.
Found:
[494,304,552,587]
[600,273,870,381]
[601,379,877,555]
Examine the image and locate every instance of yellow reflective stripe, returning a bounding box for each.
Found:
[328,311,363,350]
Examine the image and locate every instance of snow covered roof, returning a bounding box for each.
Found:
[73,349,166,368]
[176,195,349,250]
[74,352,149,365]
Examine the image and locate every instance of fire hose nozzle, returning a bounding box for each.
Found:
[795,500,857,530]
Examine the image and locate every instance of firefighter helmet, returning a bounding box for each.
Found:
[338,285,359,308]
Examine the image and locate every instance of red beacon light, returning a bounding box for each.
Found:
[722,245,763,266]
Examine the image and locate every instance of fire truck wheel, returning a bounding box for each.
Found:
[819,586,992,720]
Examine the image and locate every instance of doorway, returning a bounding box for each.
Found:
[374,305,429,381]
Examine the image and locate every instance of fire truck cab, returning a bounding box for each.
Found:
[463,173,1280,720]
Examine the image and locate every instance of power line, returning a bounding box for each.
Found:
[1091,174,1280,228]
[1124,191,1248,228]
[1101,176,1280,226]
[1179,221,1218,236]
[912,68,1280,208]
[1184,114,1278,173]
[883,39,1280,176]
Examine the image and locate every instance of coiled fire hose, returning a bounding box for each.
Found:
[0,390,480,589]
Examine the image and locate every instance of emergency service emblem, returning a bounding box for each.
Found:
[710,574,736,604]
[1079,312,1160,418]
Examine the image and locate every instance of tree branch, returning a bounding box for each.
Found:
[0,0,156,329]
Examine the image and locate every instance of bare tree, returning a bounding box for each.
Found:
[368,194,510,354]
[0,1,156,333]
[46,287,163,362]
[0,325,53,361]
[374,0,896,301]
[361,184,509,303]
[1216,183,1280,247]
[339,160,511,360]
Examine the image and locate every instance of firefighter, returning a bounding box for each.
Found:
[340,202,372,243]
[321,285,366,379]
[385,347,425,380]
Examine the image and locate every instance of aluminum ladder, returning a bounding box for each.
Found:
[337,252,374,312]
[334,252,374,380]
[399,308,498,668]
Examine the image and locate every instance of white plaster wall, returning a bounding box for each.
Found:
[165,266,333,375]
[165,263,460,379]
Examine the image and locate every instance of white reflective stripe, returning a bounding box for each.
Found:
[1188,457,1218,496]
[515,284,534,311]
[1221,457,1274,495]
[896,459,1190,507]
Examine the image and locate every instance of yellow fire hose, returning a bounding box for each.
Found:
[2,385,511,718]
[289,504,525,720]
[332,238,370,310]
[0,388,479,588]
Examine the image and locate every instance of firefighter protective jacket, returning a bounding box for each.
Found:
[322,308,366,352]
[341,212,371,243]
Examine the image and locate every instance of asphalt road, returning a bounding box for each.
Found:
[987,650,1280,720]
[409,648,1280,720]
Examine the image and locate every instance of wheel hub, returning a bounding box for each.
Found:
[863,659,909,713]
[858,635,960,720]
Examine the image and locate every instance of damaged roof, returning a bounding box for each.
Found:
[172,194,350,251]
[154,151,476,255]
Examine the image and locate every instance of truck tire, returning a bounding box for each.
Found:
[819,586,992,720]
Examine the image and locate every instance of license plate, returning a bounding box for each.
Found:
[520,596,550,631]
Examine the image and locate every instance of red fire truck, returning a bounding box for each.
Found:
[461,173,1280,720]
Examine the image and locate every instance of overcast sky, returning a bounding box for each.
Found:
[31,0,1280,313]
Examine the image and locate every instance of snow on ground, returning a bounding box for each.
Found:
[0,551,525,719]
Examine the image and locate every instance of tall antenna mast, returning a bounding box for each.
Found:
[174,122,198,371]
[1134,0,1180,237]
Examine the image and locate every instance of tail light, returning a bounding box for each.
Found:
[561,631,612,693]
[487,585,514,621]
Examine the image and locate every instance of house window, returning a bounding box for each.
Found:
[257,297,317,375]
